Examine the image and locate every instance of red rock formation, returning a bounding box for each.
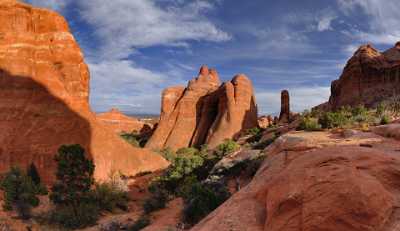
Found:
[97,108,149,134]
[146,66,258,150]
[0,1,168,184]
[206,74,258,148]
[258,115,273,129]
[329,42,400,109]
[191,131,400,231]
[278,89,290,123]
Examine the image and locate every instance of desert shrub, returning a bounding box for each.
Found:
[215,139,240,158]
[252,133,277,150]
[298,116,322,131]
[129,216,150,231]
[92,182,129,212]
[376,102,387,117]
[50,202,99,229]
[158,148,176,162]
[246,127,264,143]
[380,114,392,125]
[50,144,96,228]
[351,105,370,123]
[319,111,348,129]
[143,186,168,214]
[0,166,47,219]
[182,182,230,225]
[120,132,141,147]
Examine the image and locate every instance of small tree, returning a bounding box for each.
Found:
[27,163,41,186]
[50,144,95,226]
[0,167,45,219]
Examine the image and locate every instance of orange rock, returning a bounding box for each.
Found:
[97,108,149,134]
[191,131,400,231]
[329,42,400,109]
[146,67,258,150]
[0,1,168,184]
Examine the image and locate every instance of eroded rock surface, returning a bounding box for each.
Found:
[329,42,400,109]
[146,66,258,150]
[0,1,168,183]
[191,131,400,231]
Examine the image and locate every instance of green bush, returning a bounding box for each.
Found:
[182,183,230,225]
[319,111,348,129]
[157,148,176,162]
[129,216,150,231]
[380,115,392,125]
[215,139,240,158]
[50,203,99,229]
[120,132,141,147]
[50,144,96,228]
[298,117,322,131]
[143,186,168,214]
[92,182,129,212]
[0,166,47,219]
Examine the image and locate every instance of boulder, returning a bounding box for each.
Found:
[0,1,168,184]
[328,42,400,109]
[146,67,258,150]
[191,131,400,231]
[258,115,273,129]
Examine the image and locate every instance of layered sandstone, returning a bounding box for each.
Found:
[0,1,168,183]
[97,108,149,134]
[192,131,400,231]
[329,42,400,109]
[146,66,258,150]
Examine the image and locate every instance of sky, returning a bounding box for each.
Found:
[24,0,400,115]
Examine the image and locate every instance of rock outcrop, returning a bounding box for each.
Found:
[146,66,258,150]
[0,1,168,183]
[328,42,400,109]
[258,115,273,129]
[192,131,400,231]
[278,89,290,123]
[97,108,150,134]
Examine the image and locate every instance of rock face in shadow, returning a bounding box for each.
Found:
[0,1,168,184]
[278,89,290,123]
[97,108,149,134]
[328,42,400,109]
[191,131,400,231]
[146,66,258,150]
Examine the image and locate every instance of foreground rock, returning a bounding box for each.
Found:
[192,131,400,231]
[0,1,168,183]
[97,108,151,134]
[329,42,400,109]
[146,66,258,150]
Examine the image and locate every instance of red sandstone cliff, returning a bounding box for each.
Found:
[146,66,258,151]
[329,42,400,109]
[0,0,168,183]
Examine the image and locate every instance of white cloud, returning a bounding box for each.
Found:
[337,0,400,45]
[256,86,331,115]
[317,14,337,31]
[77,0,231,59]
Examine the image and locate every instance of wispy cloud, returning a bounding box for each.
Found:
[337,0,400,45]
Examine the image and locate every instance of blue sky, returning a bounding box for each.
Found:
[25,0,400,115]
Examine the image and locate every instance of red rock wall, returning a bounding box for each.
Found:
[0,1,168,183]
[329,43,400,109]
[146,67,258,150]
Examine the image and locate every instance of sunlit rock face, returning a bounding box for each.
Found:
[146,66,258,151]
[329,43,400,109]
[0,0,168,184]
[192,131,400,231]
